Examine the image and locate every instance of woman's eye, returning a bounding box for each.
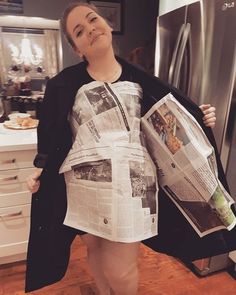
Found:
[76,30,83,37]
[90,17,98,22]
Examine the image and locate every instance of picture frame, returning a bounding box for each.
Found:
[0,0,23,14]
[88,0,124,34]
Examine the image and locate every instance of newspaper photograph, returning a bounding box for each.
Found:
[60,81,158,242]
[141,93,236,237]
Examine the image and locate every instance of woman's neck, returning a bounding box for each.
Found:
[86,50,121,82]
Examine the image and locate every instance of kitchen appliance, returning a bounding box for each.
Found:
[155,0,236,275]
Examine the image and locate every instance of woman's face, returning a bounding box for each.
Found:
[66,6,113,59]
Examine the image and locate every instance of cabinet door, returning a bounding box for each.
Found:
[0,191,32,208]
[0,204,30,258]
[0,150,36,170]
[0,167,34,196]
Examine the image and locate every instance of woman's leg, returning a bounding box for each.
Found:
[80,234,111,295]
[81,234,140,295]
[100,239,140,295]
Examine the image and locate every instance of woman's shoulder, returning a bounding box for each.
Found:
[48,61,87,87]
[117,56,157,83]
[117,56,145,74]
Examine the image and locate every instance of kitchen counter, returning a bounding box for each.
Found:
[0,122,37,264]
[0,123,37,152]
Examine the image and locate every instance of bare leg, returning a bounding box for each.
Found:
[80,234,111,295]
[100,239,140,295]
[81,234,140,295]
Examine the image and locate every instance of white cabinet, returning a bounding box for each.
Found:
[0,131,36,264]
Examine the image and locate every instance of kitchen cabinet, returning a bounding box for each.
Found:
[0,124,37,264]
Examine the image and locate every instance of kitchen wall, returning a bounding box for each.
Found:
[21,0,159,68]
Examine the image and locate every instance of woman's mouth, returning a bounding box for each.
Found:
[91,33,103,45]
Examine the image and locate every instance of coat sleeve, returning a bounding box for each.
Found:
[33,78,73,171]
[25,78,77,293]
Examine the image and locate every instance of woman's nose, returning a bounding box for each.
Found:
[88,24,96,35]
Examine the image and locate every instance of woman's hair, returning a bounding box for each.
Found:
[61,1,99,50]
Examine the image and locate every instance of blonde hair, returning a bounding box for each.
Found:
[61,2,99,50]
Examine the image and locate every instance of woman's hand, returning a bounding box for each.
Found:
[199,104,216,128]
[27,168,43,194]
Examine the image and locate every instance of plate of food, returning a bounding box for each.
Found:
[8,113,31,121]
[4,115,39,130]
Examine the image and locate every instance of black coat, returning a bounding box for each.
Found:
[25,57,236,292]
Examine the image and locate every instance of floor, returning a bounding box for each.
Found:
[0,236,236,295]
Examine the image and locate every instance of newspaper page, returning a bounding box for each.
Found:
[141,93,236,237]
[60,81,158,242]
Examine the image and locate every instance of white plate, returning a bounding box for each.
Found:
[3,120,38,130]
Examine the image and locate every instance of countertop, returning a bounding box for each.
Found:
[0,123,37,152]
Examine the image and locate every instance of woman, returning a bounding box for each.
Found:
[26,2,234,295]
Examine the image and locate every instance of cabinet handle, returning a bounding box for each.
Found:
[0,159,16,164]
[0,175,18,182]
[0,211,22,218]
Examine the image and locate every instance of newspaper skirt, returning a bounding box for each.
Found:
[60,80,159,242]
[63,144,158,242]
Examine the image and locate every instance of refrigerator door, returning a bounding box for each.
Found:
[191,0,236,276]
[155,1,204,102]
[156,0,236,190]
[155,0,236,276]
[155,6,186,84]
[200,0,236,156]
[225,76,236,197]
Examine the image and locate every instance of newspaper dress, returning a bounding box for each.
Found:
[59,81,158,242]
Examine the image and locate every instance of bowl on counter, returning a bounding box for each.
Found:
[8,112,31,122]
[8,113,30,124]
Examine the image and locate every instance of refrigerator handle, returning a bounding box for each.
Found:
[220,58,236,171]
[221,97,236,171]
[172,23,191,88]
[220,47,236,171]
[168,24,185,85]
[186,30,192,96]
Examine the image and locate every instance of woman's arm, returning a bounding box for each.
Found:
[27,77,67,193]
[26,79,58,193]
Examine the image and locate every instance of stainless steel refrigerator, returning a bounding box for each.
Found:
[155,0,236,275]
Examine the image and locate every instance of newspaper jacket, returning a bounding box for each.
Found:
[25,57,236,292]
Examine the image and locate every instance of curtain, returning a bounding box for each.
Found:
[0,27,8,86]
[44,30,60,78]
